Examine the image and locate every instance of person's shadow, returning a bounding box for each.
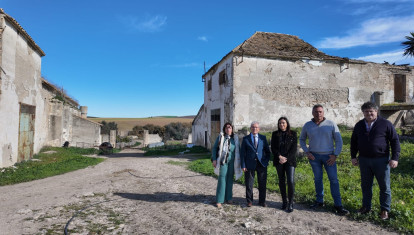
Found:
[113,191,302,211]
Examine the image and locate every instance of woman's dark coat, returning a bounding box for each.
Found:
[271,130,298,167]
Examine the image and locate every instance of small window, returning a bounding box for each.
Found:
[211,109,220,121]
[219,70,226,85]
[208,79,212,91]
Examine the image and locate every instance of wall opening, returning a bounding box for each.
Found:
[18,104,36,162]
[394,74,406,102]
[204,131,208,148]
[219,70,226,85]
[210,109,220,148]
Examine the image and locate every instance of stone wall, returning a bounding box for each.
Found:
[143,130,162,147]
[72,116,101,148]
[193,54,414,149]
[232,56,414,129]
[192,105,208,147]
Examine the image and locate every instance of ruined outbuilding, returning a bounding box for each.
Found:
[0,9,100,167]
[192,32,414,148]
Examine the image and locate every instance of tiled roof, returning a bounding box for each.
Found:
[0,8,45,57]
[203,32,349,77]
[232,32,343,61]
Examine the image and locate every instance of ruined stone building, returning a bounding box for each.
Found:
[41,79,101,149]
[192,32,414,148]
[0,9,100,168]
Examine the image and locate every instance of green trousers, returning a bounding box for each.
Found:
[216,155,235,203]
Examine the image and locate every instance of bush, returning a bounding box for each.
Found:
[130,124,165,138]
[164,122,191,141]
[100,121,118,135]
[116,136,132,143]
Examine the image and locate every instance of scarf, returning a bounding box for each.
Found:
[220,135,231,165]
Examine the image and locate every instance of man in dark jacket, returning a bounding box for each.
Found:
[351,102,400,220]
[241,121,271,207]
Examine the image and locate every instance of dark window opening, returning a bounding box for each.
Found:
[211,109,220,121]
[219,70,226,85]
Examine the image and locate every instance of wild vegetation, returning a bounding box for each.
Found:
[0,147,104,186]
[187,128,414,233]
[88,117,193,132]
[100,121,118,135]
[131,122,192,141]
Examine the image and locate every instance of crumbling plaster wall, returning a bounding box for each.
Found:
[0,18,47,167]
[232,56,411,130]
[41,89,99,148]
[72,116,101,147]
[202,56,234,147]
[192,105,207,147]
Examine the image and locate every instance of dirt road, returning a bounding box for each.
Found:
[0,148,395,234]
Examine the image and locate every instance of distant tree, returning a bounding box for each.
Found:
[143,124,165,137]
[130,124,164,138]
[100,121,118,135]
[402,32,414,57]
[130,125,144,137]
[164,122,191,141]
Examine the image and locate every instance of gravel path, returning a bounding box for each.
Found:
[0,148,396,234]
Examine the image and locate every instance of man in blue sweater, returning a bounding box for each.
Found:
[300,104,349,215]
[351,102,400,220]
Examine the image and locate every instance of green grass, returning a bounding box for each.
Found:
[0,147,104,186]
[187,130,414,233]
[133,141,142,147]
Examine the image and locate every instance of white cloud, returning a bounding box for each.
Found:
[198,36,208,42]
[317,15,414,49]
[119,14,167,32]
[354,50,414,65]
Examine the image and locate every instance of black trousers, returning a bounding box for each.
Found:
[276,163,295,203]
[245,160,267,204]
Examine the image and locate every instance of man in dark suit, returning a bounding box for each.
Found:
[241,121,271,207]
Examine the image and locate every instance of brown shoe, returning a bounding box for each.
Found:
[226,200,233,205]
[216,203,222,208]
[380,210,389,220]
[247,202,252,207]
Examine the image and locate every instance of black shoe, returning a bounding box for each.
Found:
[334,206,350,216]
[310,202,324,209]
[287,203,294,213]
[259,202,267,207]
[280,202,287,210]
[357,207,371,214]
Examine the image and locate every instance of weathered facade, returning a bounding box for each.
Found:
[0,9,101,167]
[42,80,101,149]
[0,9,47,167]
[192,32,414,148]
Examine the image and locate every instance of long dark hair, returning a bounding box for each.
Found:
[277,116,292,136]
[222,122,234,138]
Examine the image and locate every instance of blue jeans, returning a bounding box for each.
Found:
[309,153,342,206]
[359,156,391,212]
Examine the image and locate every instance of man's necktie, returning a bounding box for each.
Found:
[254,136,258,148]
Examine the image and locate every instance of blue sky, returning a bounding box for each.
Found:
[2,0,414,117]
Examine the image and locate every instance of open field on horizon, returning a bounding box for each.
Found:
[88,117,194,131]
